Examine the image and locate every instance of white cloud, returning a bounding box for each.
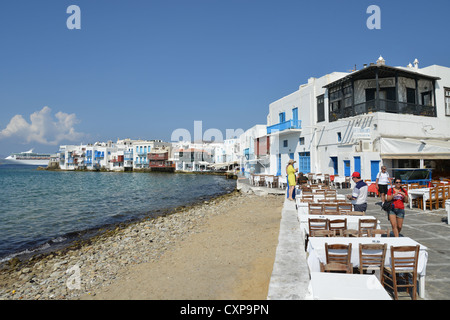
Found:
[0,106,86,145]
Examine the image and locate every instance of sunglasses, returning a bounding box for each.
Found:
[395,181,402,184]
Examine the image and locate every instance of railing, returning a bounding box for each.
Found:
[267,120,302,134]
[329,100,436,122]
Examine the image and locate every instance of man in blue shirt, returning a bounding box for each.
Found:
[346,172,368,212]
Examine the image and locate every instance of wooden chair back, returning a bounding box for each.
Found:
[368,229,390,237]
[328,219,347,236]
[308,203,323,215]
[325,243,352,265]
[320,262,353,274]
[308,218,329,236]
[358,219,378,236]
[359,243,387,282]
[383,245,420,300]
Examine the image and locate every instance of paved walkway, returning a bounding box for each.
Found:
[259,181,450,300]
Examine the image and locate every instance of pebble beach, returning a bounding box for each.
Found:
[0,190,284,300]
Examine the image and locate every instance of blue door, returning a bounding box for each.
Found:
[298,152,311,173]
[292,108,298,122]
[371,160,380,182]
[344,160,350,176]
[330,157,338,175]
[279,112,285,123]
[354,156,361,174]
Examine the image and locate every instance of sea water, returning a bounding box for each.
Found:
[0,165,236,262]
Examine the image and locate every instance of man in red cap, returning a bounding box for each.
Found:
[346,172,368,212]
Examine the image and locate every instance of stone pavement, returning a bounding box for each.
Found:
[362,190,450,300]
[261,180,450,300]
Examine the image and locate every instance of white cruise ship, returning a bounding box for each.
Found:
[4,149,50,166]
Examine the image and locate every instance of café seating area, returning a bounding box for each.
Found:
[294,183,428,300]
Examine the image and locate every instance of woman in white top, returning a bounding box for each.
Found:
[376,166,391,205]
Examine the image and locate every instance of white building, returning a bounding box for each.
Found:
[267,57,450,182]
[239,124,268,177]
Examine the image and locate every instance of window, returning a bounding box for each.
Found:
[283,140,288,147]
[337,132,342,142]
[407,88,416,104]
[299,137,305,145]
[422,91,432,106]
[446,88,450,116]
[317,95,325,122]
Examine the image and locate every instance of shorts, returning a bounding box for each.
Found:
[353,203,367,212]
[389,208,405,219]
[378,184,388,194]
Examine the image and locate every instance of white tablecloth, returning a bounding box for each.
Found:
[309,272,391,300]
[306,237,428,298]
[409,188,430,211]
[299,215,379,237]
[296,194,346,209]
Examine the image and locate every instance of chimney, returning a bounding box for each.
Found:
[414,58,419,70]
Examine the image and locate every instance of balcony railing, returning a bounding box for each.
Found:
[329,99,436,122]
[267,120,302,135]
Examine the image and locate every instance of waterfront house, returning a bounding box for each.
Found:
[267,57,450,181]
[239,125,268,177]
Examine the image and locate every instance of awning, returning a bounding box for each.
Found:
[380,138,450,159]
[209,161,238,169]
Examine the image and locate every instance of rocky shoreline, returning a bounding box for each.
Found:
[0,190,251,300]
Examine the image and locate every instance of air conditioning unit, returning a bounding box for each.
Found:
[355,140,373,152]
[362,141,373,152]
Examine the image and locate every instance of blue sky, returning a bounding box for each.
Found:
[0,0,449,155]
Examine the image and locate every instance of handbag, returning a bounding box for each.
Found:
[382,200,393,212]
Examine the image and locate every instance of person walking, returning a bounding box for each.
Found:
[376,165,391,205]
[286,159,298,201]
[386,178,409,237]
[346,172,368,212]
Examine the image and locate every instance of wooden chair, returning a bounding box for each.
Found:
[342,229,359,237]
[308,218,329,236]
[424,187,438,210]
[437,186,446,208]
[368,229,390,237]
[338,203,353,215]
[328,218,347,236]
[324,192,337,201]
[325,243,352,265]
[333,175,341,189]
[343,176,351,188]
[358,219,378,236]
[382,245,420,300]
[306,218,329,251]
[311,229,336,237]
[359,243,387,283]
[323,203,339,215]
[324,174,330,186]
[320,262,353,274]
[344,211,365,216]
[308,203,323,215]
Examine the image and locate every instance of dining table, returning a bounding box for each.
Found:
[308,272,392,300]
[306,236,428,298]
[299,214,379,236]
[296,195,347,214]
[408,188,430,211]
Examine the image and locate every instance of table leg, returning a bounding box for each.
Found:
[419,275,425,299]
